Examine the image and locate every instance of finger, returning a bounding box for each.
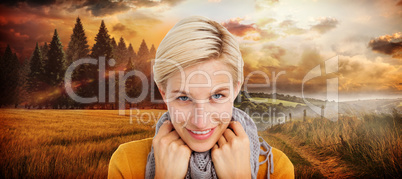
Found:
[223,128,236,142]
[212,144,218,151]
[217,135,227,147]
[172,138,185,146]
[157,120,173,138]
[229,121,246,137]
[162,130,180,143]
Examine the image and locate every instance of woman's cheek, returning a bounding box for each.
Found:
[212,102,233,119]
[169,107,190,125]
[175,115,188,125]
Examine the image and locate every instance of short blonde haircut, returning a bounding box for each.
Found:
[153,15,244,91]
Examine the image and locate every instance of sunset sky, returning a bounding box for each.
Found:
[0,0,401,101]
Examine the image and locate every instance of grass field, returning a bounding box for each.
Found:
[265,112,402,178]
[1,109,400,178]
[258,132,324,178]
[249,97,305,107]
[0,109,166,178]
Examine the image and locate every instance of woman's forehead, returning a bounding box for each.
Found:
[166,60,234,93]
[169,60,232,84]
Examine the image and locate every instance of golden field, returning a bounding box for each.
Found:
[0,109,166,178]
[1,109,401,178]
[263,112,402,178]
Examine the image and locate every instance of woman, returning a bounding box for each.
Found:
[108,16,294,179]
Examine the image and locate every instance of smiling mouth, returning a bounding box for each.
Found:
[189,128,213,134]
[186,127,216,140]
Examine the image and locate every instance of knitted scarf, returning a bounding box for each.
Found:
[145,107,274,179]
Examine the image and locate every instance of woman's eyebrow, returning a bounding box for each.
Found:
[212,87,230,93]
[171,87,229,95]
[171,90,189,94]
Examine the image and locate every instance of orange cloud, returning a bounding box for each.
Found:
[0,0,177,59]
[2,0,185,17]
[310,17,339,34]
[240,44,401,96]
[368,32,402,59]
[222,17,279,42]
[278,19,307,35]
[221,17,258,37]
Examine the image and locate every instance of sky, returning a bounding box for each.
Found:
[0,0,401,101]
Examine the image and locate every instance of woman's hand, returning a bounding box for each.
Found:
[153,120,192,179]
[211,121,251,179]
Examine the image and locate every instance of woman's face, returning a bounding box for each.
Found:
[159,59,240,152]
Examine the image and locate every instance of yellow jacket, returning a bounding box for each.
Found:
[108,138,294,179]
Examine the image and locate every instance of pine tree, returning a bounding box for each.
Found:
[40,42,49,65]
[125,57,134,71]
[0,45,20,107]
[149,44,160,107]
[66,17,91,108]
[137,39,149,61]
[0,53,3,107]
[91,20,113,108]
[115,37,128,66]
[27,43,45,108]
[28,44,43,90]
[136,39,150,76]
[44,29,65,108]
[111,37,117,49]
[127,43,136,60]
[125,56,134,88]
[137,39,151,76]
[111,37,118,63]
[149,44,156,60]
[91,20,113,60]
[0,50,5,107]
[66,17,90,65]
[134,40,152,106]
[45,29,65,85]
[17,58,30,108]
[12,53,20,107]
[125,57,136,108]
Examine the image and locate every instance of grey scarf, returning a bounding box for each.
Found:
[145,107,274,179]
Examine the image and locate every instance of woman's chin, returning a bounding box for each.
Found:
[188,143,214,152]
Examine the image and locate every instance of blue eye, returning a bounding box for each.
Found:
[177,96,190,101]
[211,94,223,99]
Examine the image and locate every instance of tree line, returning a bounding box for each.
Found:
[0,17,164,109]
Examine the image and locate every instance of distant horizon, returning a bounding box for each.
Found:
[242,88,402,102]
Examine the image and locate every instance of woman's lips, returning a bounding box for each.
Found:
[187,127,216,140]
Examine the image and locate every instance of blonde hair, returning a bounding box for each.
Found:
[153,15,244,90]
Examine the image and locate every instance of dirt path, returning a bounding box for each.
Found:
[270,133,356,178]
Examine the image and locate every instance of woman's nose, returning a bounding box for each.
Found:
[191,103,209,129]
